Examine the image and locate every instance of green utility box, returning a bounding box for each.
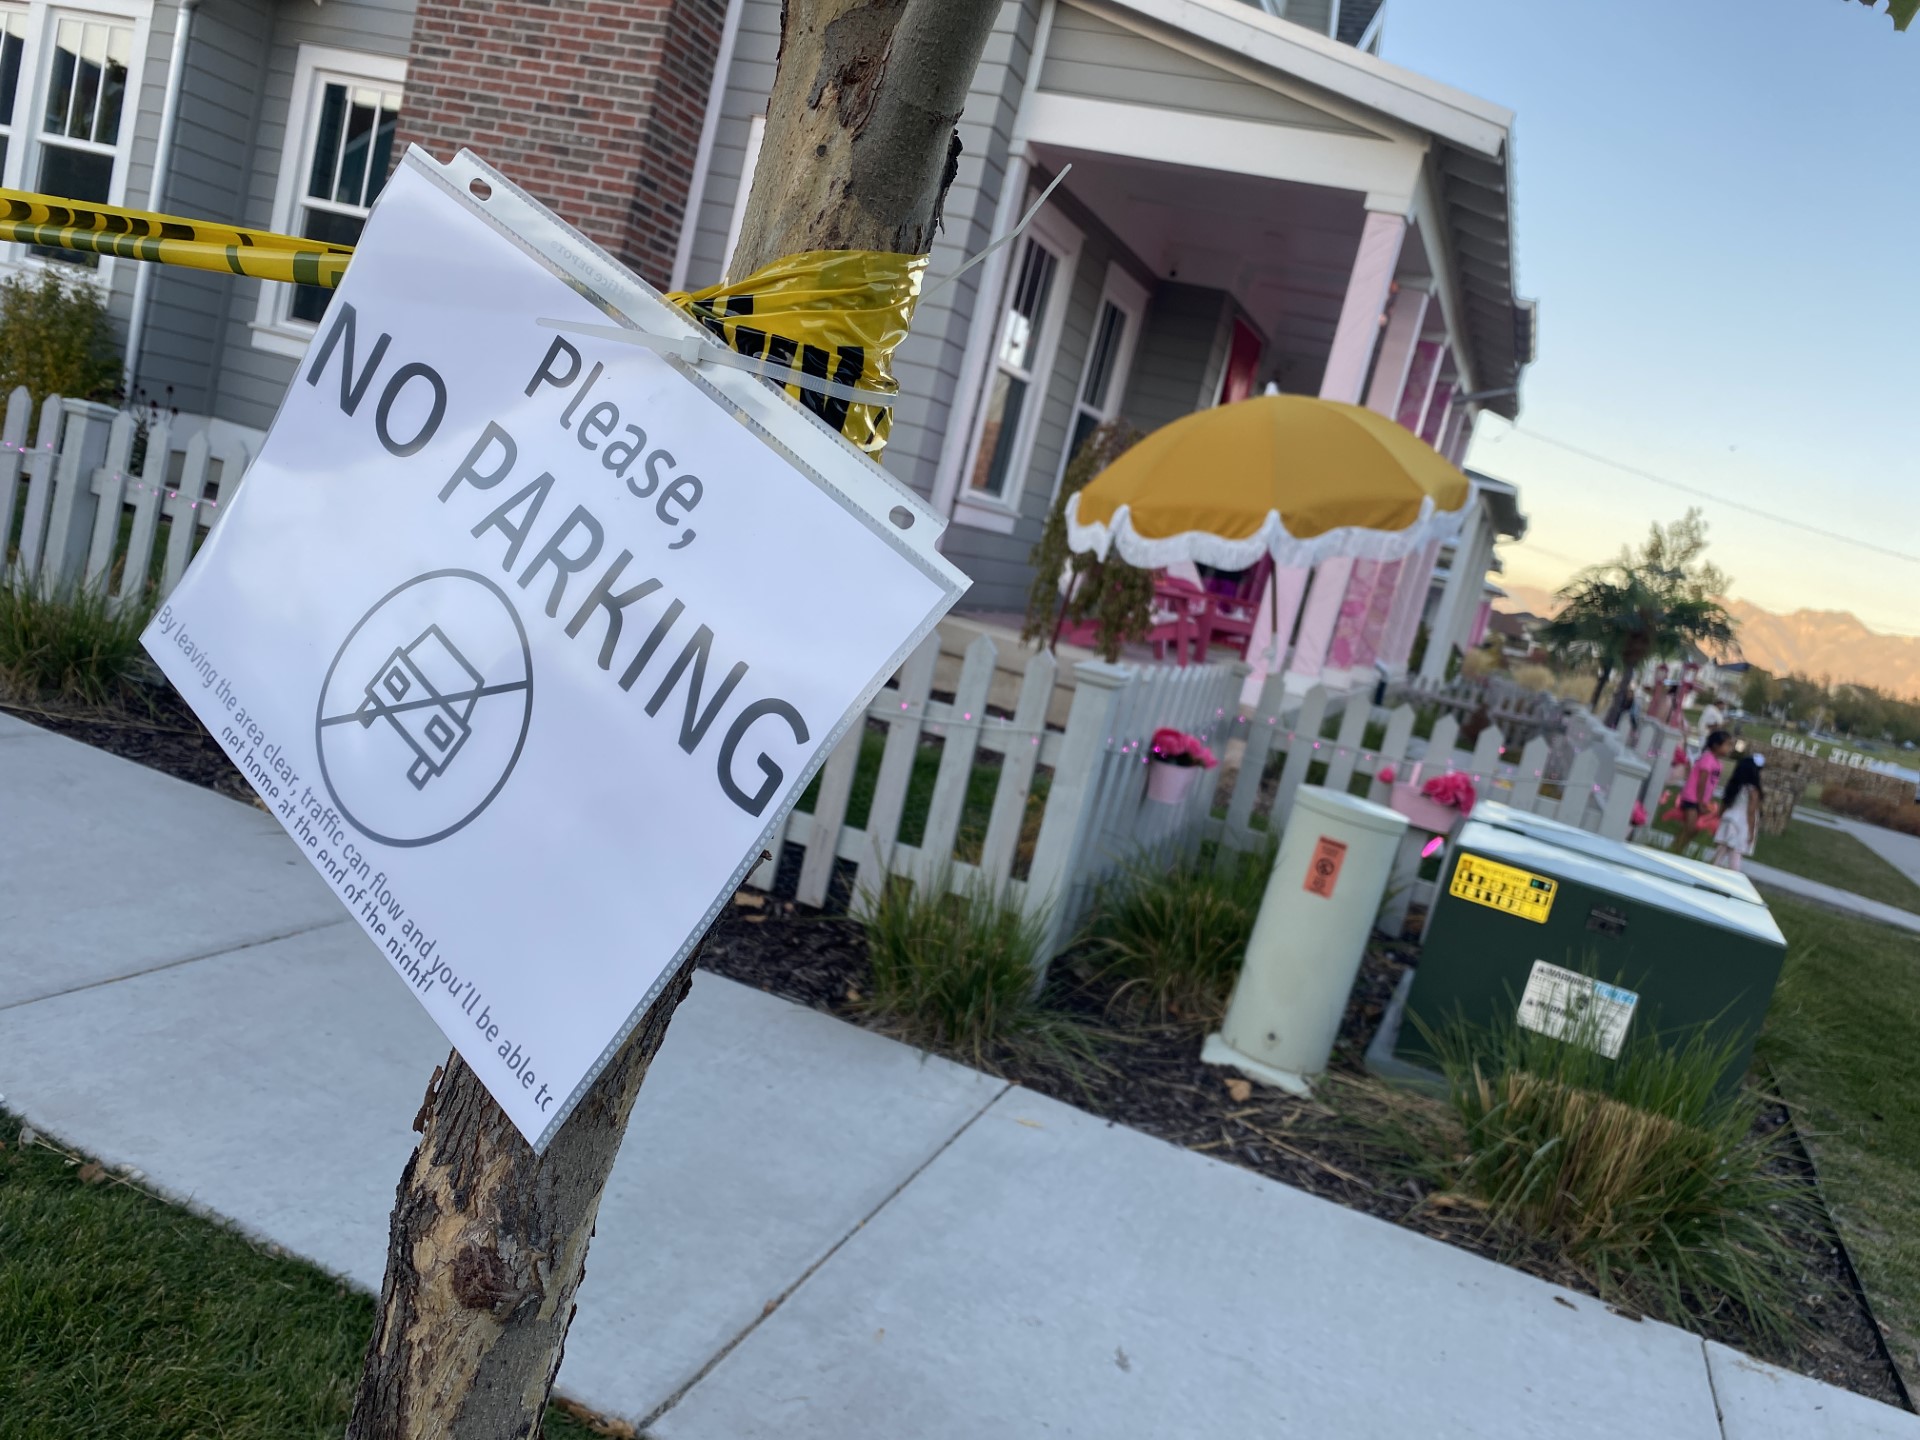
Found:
[1392,808,1787,1089]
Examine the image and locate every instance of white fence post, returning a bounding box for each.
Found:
[977,648,1056,890]
[12,393,66,583]
[1025,660,1131,967]
[0,387,32,589]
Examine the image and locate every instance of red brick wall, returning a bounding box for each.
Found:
[399,0,727,288]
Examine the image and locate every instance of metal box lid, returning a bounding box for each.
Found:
[1470,799,1765,907]
[1451,818,1786,946]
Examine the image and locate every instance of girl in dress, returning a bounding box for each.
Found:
[1711,755,1766,871]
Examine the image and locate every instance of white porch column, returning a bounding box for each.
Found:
[1287,558,1353,691]
[1320,210,1407,404]
[1363,285,1429,417]
[1418,503,1494,683]
[1240,562,1311,707]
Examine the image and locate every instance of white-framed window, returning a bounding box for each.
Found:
[0,0,151,275]
[959,204,1081,516]
[252,45,405,357]
[1059,263,1147,484]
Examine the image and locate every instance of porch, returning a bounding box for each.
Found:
[927,0,1532,708]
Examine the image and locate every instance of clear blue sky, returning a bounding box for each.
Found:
[1382,0,1920,635]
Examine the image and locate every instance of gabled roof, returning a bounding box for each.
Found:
[1108,0,1535,417]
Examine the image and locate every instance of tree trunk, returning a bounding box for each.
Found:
[348,2,1003,1434]
[727,0,1004,277]
[1589,660,1613,710]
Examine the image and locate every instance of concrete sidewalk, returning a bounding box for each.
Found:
[3,710,1916,1438]
[1746,862,1920,935]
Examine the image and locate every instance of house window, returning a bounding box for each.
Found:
[287,76,401,321]
[254,46,405,352]
[968,236,1062,500]
[0,9,28,178]
[0,4,147,271]
[1062,267,1146,474]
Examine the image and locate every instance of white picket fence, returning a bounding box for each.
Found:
[0,387,261,604]
[748,632,1655,962]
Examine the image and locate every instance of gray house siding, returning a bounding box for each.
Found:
[1040,4,1364,133]
[196,0,418,431]
[137,0,276,412]
[682,0,1042,508]
[940,177,1159,616]
[1120,282,1231,437]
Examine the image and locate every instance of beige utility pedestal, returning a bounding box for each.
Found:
[1204,786,1409,1095]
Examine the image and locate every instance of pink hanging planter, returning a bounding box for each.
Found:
[1146,760,1202,805]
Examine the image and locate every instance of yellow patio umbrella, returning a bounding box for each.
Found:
[1064,395,1471,572]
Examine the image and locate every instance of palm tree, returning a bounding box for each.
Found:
[1538,512,1738,727]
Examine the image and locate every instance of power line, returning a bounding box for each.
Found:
[1487,425,1920,570]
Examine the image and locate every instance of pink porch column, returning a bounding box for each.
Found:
[1420,382,1456,447]
[1468,597,1493,649]
[1361,558,1402,660]
[1320,210,1407,404]
[1381,538,1441,670]
[1396,340,1444,434]
[1364,286,1429,417]
[1447,414,1476,466]
[1327,561,1379,674]
[1287,558,1353,684]
[1240,562,1310,706]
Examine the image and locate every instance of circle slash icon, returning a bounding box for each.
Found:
[316,570,533,847]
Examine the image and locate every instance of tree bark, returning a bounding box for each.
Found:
[347,958,694,1440]
[347,2,1004,1434]
[727,0,1004,277]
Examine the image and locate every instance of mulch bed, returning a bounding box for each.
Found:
[11,681,1911,1411]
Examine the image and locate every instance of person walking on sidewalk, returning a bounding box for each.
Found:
[1711,754,1765,872]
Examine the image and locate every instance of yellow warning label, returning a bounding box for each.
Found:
[1450,852,1556,924]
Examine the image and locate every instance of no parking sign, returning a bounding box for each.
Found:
[144,150,966,1147]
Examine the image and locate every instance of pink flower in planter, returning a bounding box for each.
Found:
[1421,772,1478,815]
[1377,764,1397,785]
[1149,727,1218,769]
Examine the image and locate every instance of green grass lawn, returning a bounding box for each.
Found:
[0,1111,601,1440]
[1753,820,1920,913]
[1759,897,1920,1386]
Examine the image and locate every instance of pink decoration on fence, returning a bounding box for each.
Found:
[1377,764,1397,785]
[1631,801,1649,828]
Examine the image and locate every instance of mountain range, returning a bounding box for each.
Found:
[1496,586,1920,700]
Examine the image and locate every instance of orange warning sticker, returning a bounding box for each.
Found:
[1304,836,1348,898]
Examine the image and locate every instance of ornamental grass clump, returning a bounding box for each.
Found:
[861,871,1092,1071]
[1346,998,1817,1349]
[1082,846,1270,1025]
[0,582,151,706]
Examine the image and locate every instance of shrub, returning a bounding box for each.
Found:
[1338,1001,1816,1348]
[1818,784,1920,838]
[861,871,1091,1069]
[1020,419,1153,662]
[0,583,151,705]
[1082,846,1271,1025]
[0,268,121,406]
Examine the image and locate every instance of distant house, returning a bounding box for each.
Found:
[1488,608,1544,661]
[22,0,1534,697]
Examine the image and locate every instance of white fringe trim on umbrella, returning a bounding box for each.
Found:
[1063,492,1467,571]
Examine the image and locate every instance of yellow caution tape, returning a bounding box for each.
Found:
[4,189,923,457]
[0,190,351,289]
[669,250,923,455]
